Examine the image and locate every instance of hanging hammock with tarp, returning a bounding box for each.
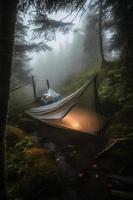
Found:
[26,74,104,135]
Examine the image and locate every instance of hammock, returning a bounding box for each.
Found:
[26,75,103,135]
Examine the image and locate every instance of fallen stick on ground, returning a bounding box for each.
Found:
[111,189,133,199]
[95,137,133,159]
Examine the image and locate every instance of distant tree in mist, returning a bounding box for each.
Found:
[33,13,102,90]
[84,10,101,66]
[11,14,32,89]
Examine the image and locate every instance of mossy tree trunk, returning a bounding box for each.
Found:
[0,0,18,199]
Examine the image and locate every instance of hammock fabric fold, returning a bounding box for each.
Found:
[26,75,102,134]
[26,77,94,120]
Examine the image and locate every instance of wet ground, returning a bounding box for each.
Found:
[30,119,111,200]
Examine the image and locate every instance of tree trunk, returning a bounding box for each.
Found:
[0,0,18,199]
[99,0,106,65]
[124,0,133,86]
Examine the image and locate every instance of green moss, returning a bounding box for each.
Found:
[97,61,133,140]
[99,61,126,105]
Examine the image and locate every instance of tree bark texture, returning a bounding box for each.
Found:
[0,0,18,199]
[99,0,105,65]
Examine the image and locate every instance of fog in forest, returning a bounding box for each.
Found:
[30,10,101,91]
[9,9,102,116]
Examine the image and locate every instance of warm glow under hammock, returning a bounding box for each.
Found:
[26,75,103,135]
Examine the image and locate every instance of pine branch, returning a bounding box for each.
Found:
[30,13,72,40]
[19,0,87,13]
[14,42,52,53]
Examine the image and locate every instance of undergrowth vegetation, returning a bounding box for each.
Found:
[6,125,60,200]
[98,61,133,140]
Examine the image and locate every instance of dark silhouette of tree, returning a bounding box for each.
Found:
[101,0,133,92]
[84,10,101,66]
[89,0,107,64]
[0,1,18,199]
[99,0,106,64]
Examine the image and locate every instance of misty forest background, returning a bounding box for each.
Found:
[2,0,133,199]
